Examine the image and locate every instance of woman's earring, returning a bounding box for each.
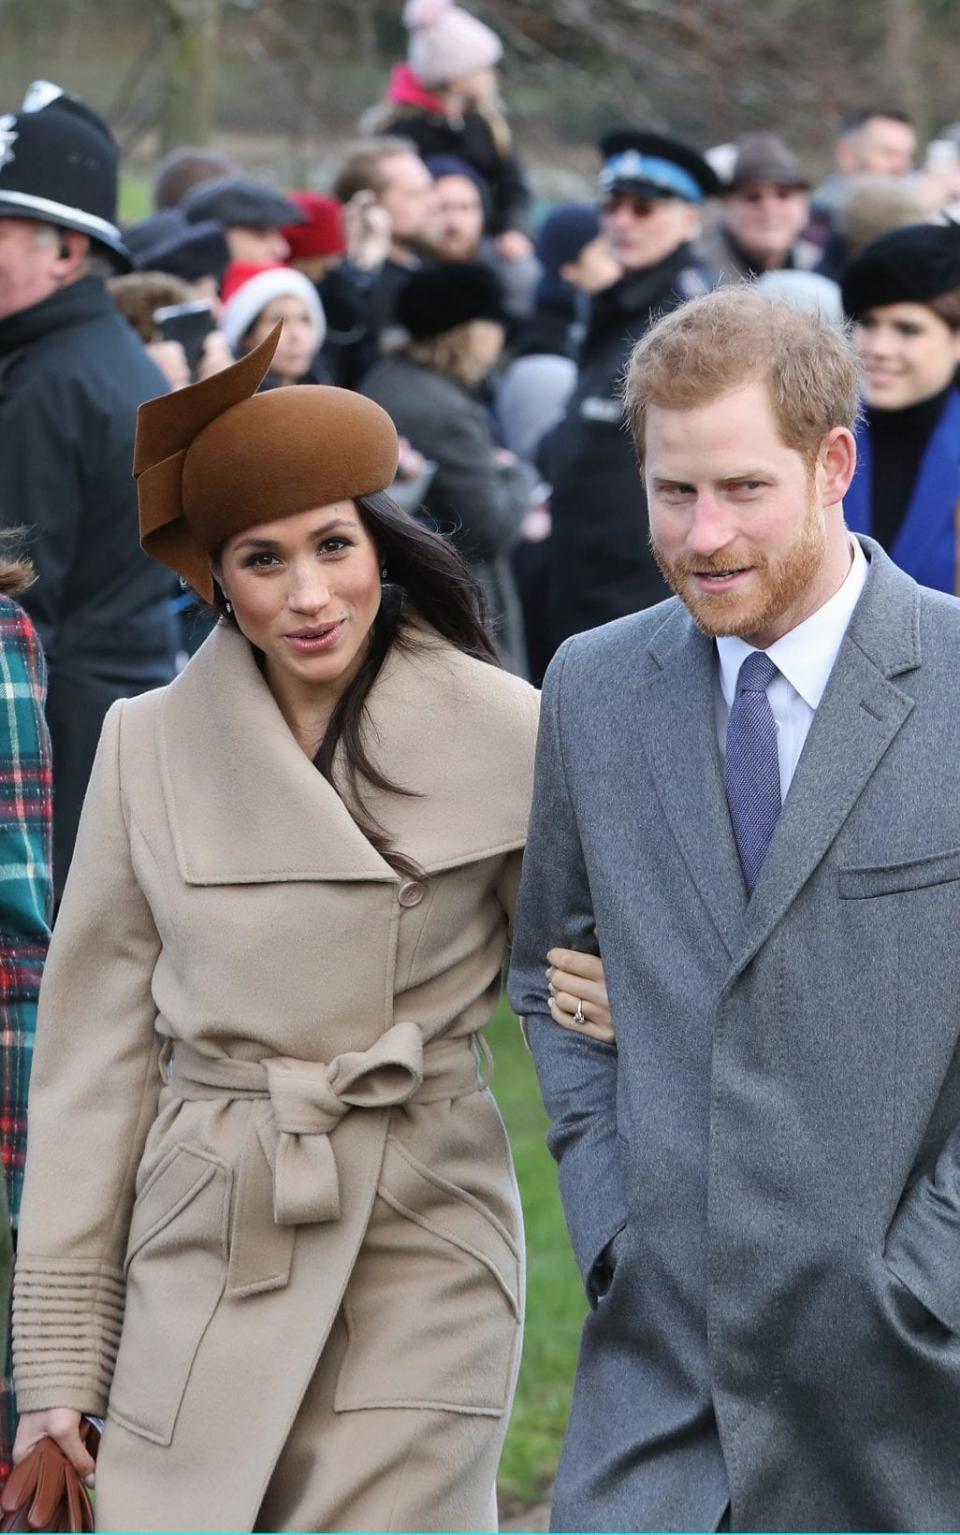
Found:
[224,599,233,615]
[380,564,388,580]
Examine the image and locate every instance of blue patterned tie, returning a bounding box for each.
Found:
[724,651,781,894]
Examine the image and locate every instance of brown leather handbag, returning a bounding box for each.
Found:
[0,1423,97,1534]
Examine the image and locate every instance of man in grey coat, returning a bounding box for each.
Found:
[509,285,960,1532]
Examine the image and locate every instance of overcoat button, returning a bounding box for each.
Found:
[398,880,425,907]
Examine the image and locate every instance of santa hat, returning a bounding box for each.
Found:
[402,0,502,90]
[220,263,326,352]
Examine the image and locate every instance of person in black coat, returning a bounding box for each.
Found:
[541,131,720,654]
[373,0,532,250]
[0,84,176,897]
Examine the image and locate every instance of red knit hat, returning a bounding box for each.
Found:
[282,193,346,261]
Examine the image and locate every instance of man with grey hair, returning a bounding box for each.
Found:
[0,83,175,897]
[511,285,960,1530]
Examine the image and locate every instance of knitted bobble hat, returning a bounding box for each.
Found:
[402,0,502,90]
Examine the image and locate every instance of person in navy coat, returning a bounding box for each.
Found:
[842,222,960,594]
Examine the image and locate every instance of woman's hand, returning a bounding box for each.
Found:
[13,1408,97,1483]
[495,229,534,262]
[547,947,614,1043]
[146,338,191,391]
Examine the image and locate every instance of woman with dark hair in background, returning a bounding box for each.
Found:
[843,222,960,592]
[0,535,52,1485]
[11,329,607,1531]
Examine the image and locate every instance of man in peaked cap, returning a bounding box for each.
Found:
[0,82,176,898]
[539,130,720,654]
[181,176,306,265]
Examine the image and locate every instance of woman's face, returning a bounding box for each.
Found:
[452,66,498,108]
[246,296,319,383]
[216,501,382,703]
[856,301,960,410]
[466,318,505,378]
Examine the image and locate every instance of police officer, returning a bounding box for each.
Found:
[0,82,177,897]
[541,130,719,652]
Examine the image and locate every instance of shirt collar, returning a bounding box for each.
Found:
[717,536,868,712]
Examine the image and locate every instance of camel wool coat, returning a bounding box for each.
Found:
[13,619,539,1533]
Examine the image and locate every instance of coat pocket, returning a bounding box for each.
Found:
[839,847,960,898]
[107,1145,232,1446]
[335,1136,522,1416]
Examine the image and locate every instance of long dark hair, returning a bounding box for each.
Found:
[214,491,498,878]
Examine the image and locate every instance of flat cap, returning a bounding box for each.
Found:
[842,221,960,318]
[726,133,809,192]
[598,129,719,204]
[181,176,306,231]
[126,209,230,283]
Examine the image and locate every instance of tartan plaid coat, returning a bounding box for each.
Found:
[0,596,53,1482]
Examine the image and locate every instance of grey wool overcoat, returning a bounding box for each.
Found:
[13,620,539,1533]
[509,537,960,1533]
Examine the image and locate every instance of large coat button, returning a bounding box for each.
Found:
[397,880,426,907]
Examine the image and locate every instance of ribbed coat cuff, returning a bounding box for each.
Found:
[13,1257,125,1415]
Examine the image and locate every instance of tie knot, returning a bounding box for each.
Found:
[736,651,778,696]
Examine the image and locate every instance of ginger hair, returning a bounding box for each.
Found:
[623,287,862,467]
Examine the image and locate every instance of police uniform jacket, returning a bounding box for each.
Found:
[0,276,177,893]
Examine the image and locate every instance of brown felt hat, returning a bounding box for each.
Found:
[134,324,399,602]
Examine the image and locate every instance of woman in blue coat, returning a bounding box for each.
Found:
[842,222,960,593]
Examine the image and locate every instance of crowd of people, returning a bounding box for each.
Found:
[1,0,960,1527]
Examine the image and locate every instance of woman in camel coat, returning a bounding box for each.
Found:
[10,328,608,1533]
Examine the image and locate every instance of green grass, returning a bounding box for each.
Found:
[119,173,152,225]
[487,997,584,1511]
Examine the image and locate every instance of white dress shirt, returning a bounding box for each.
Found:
[715,538,868,801]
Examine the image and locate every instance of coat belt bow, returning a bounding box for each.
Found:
[164,1024,488,1294]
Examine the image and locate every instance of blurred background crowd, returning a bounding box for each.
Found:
[3,0,960,1511]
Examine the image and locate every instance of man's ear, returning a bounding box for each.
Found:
[819,426,857,506]
[54,228,91,277]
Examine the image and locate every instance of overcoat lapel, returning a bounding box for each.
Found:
[160,624,394,884]
[846,397,960,593]
[638,607,747,956]
[732,542,920,977]
[890,391,960,583]
[159,621,533,885]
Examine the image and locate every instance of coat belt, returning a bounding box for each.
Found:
[163,1023,490,1294]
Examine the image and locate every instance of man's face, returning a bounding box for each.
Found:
[600,190,698,273]
[839,117,916,178]
[379,153,436,250]
[646,377,849,647]
[227,226,290,264]
[429,174,484,261]
[722,182,810,270]
[0,218,62,320]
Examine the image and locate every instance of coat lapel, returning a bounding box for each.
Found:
[160,622,535,886]
[732,539,919,975]
[890,390,960,587]
[638,604,748,956]
[161,624,394,884]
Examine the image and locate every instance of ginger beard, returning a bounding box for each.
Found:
[651,478,827,640]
